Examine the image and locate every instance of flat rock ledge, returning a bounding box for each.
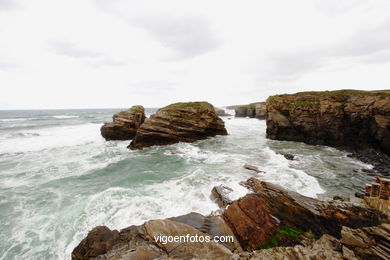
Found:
[101,105,146,140]
[129,102,227,150]
[72,178,389,260]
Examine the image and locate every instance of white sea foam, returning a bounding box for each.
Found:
[1,114,373,260]
[0,123,102,154]
[52,115,79,119]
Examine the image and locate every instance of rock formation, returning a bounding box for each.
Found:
[100,105,145,140]
[234,102,267,119]
[72,178,389,260]
[266,90,390,156]
[129,102,227,150]
[215,107,232,116]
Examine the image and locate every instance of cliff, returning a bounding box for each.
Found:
[266,90,390,156]
[234,102,267,119]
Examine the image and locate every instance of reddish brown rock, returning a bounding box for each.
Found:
[242,178,388,239]
[101,105,145,140]
[222,194,279,250]
[129,102,227,149]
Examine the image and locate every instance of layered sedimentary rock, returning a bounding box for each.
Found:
[234,102,267,119]
[100,105,145,140]
[266,90,390,155]
[72,178,388,260]
[129,102,227,149]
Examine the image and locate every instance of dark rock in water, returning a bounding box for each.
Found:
[211,185,234,207]
[100,105,145,140]
[129,102,227,149]
[266,90,390,156]
[71,226,120,260]
[355,192,365,199]
[278,153,294,160]
[243,164,265,173]
[215,107,231,116]
[350,149,390,176]
[234,102,266,119]
[333,195,350,201]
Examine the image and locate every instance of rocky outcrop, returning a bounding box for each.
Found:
[341,223,390,259]
[73,178,389,260]
[266,90,390,156]
[234,102,267,119]
[129,102,227,149]
[100,105,145,140]
[215,107,232,116]
[241,178,387,239]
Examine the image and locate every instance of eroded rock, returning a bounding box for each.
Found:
[101,105,145,140]
[266,90,390,156]
[129,102,227,149]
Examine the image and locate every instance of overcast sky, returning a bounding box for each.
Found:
[1,0,390,109]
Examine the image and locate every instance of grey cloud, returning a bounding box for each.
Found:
[0,61,18,70]
[50,41,103,58]
[265,20,390,82]
[132,14,219,60]
[0,0,20,11]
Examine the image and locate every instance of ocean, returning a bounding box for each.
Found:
[0,108,373,260]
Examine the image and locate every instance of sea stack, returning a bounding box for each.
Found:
[100,105,146,140]
[266,90,390,155]
[129,102,227,149]
[233,102,267,119]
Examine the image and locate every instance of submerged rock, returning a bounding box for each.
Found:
[244,163,265,173]
[266,90,390,156]
[129,102,227,149]
[100,105,145,140]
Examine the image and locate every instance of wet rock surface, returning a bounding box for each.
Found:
[129,102,227,149]
[100,105,145,140]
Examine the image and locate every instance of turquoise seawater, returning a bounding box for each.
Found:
[0,109,373,260]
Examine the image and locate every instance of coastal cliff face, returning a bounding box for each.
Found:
[129,102,227,149]
[100,105,145,140]
[72,178,388,260]
[234,102,266,119]
[266,90,390,155]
